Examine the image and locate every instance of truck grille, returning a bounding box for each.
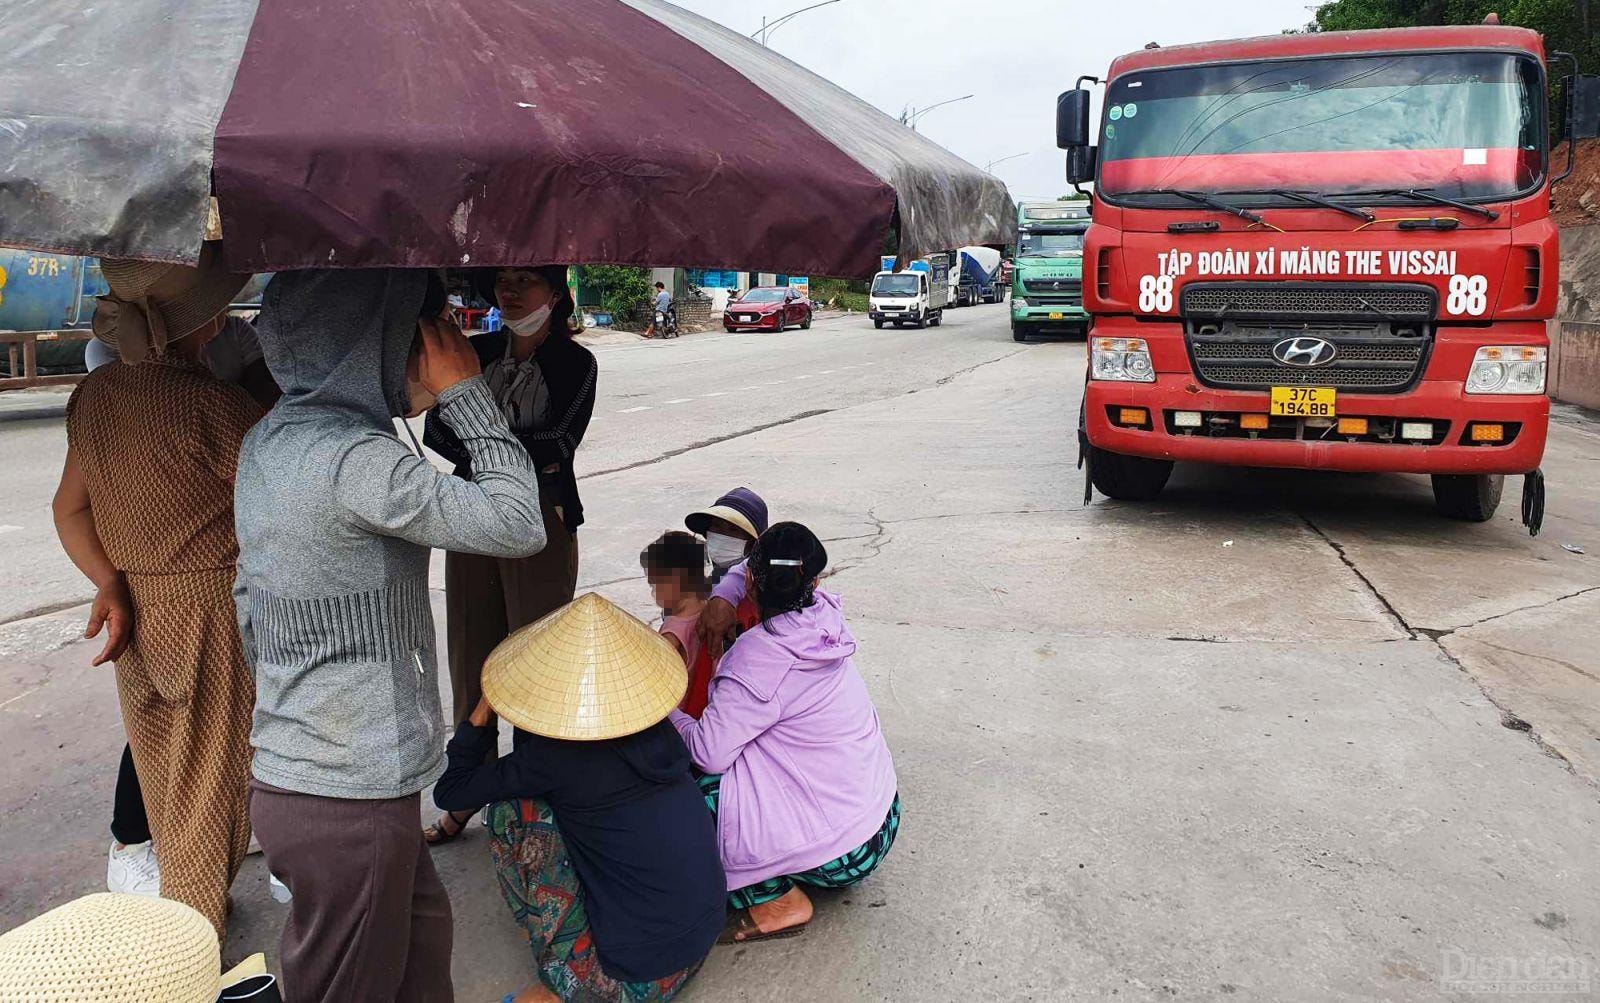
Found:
[1180,283,1434,393]
[1188,326,1428,392]
[1181,282,1435,321]
[1022,277,1082,305]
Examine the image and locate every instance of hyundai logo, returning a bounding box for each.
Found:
[1272,337,1337,368]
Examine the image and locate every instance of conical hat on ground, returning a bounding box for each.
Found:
[482,592,687,741]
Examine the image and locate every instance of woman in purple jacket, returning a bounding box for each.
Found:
[670,522,900,943]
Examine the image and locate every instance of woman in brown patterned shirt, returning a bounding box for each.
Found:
[51,244,261,938]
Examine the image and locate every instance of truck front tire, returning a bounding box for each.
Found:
[914,310,927,329]
[1012,322,1030,342]
[1431,473,1503,522]
[1088,446,1174,501]
[873,318,884,329]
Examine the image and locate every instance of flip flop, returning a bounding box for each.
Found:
[424,810,474,845]
[717,909,808,945]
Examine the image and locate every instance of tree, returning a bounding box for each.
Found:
[582,265,653,321]
[1304,1,1596,75]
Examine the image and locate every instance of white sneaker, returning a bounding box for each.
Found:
[107,840,160,897]
[268,873,292,903]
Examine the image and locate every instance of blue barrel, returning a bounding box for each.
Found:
[0,250,105,333]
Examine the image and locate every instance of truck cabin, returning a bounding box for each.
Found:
[1056,26,1592,220]
[1017,228,1085,260]
[871,272,925,298]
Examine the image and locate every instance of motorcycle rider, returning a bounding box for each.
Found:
[647,281,675,338]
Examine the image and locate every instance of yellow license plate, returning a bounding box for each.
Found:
[1270,387,1337,417]
[1048,312,1064,320]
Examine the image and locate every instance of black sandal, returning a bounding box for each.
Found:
[717,909,809,945]
[424,810,474,845]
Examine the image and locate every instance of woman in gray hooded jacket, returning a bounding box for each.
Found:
[233,269,547,1002]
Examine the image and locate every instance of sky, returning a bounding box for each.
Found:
[671,0,1316,202]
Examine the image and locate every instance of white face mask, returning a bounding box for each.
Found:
[705,531,749,571]
[504,302,552,337]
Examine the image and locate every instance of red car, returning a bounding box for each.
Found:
[723,286,812,332]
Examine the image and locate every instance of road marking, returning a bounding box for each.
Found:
[700,392,728,398]
[0,525,20,535]
[793,375,814,380]
[664,398,694,404]
[618,406,652,413]
[739,386,765,391]
[818,369,835,374]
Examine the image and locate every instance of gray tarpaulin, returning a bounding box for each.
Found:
[621,0,1014,260]
[0,0,259,264]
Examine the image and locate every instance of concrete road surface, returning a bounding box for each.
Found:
[2,302,1597,1001]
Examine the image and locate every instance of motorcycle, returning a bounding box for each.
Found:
[653,305,679,338]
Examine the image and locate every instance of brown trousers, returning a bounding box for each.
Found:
[445,494,577,735]
[250,782,453,1003]
[119,567,254,938]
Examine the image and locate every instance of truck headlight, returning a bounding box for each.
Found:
[1466,346,1545,394]
[1013,296,1028,307]
[1092,337,1156,383]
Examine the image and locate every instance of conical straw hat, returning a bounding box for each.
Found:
[482,592,687,741]
[0,893,219,1003]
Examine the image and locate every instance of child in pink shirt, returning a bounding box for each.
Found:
[641,532,715,717]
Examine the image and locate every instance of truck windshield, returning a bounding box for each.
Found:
[872,275,920,295]
[1098,50,1542,204]
[1018,232,1085,257]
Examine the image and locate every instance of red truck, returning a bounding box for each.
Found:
[1057,25,1598,522]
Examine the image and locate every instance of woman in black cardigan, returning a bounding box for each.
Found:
[423,266,598,843]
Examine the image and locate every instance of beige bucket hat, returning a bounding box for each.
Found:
[92,241,249,363]
[0,893,220,1003]
[482,593,688,741]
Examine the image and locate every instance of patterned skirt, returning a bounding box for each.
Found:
[696,772,902,911]
[486,799,700,1002]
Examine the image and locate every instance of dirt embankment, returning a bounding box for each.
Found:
[1552,139,1599,228]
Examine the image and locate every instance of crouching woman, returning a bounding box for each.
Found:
[671,522,901,943]
[433,593,724,1003]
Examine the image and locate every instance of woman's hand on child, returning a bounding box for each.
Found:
[697,597,737,658]
[469,695,494,728]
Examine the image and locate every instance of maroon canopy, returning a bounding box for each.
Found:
[0,0,1012,278]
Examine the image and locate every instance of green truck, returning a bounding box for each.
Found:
[1010,200,1090,342]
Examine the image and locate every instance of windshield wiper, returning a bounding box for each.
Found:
[1124,189,1267,226]
[1218,188,1374,223]
[1331,187,1498,221]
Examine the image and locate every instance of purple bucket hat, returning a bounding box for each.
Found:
[685,487,769,541]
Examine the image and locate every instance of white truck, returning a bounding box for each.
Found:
[868,252,952,329]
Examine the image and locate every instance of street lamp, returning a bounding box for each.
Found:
[984,152,1028,173]
[752,0,843,47]
[906,94,974,131]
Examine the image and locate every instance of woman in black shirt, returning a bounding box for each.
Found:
[434,593,725,1003]
[424,265,598,843]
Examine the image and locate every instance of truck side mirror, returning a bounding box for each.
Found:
[1572,74,1600,140]
[1066,145,1098,185]
[1056,89,1092,149]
